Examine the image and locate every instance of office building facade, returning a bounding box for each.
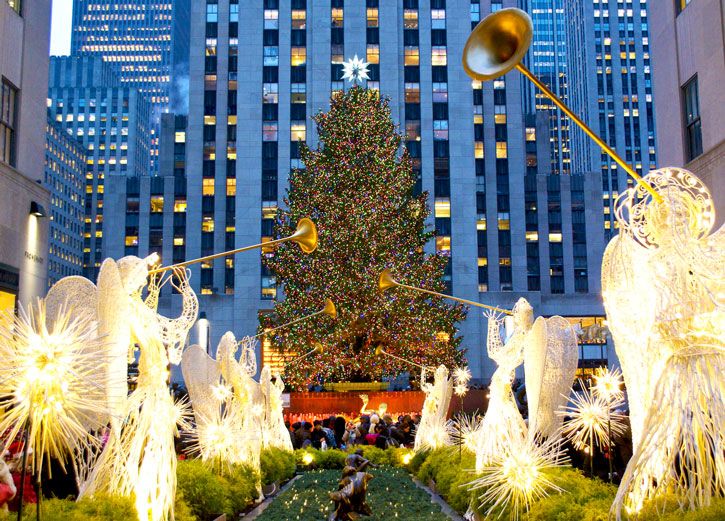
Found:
[649,0,724,224]
[47,56,152,281]
[105,0,610,382]
[521,0,571,175]
[44,120,87,286]
[71,0,192,168]
[565,0,657,239]
[0,0,52,313]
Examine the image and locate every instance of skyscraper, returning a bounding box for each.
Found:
[0,0,52,310]
[521,0,571,175]
[45,119,86,286]
[104,0,610,382]
[565,0,657,239]
[47,56,153,280]
[71,0,191,169]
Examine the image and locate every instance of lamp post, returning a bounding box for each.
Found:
[197,311,210,355]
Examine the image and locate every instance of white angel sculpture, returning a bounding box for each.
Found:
[259,366,293,451]
[474,302,528,471]
[182,332,263,471]
[414,365,453,452]
[75,256,198,521]
[603,168,724,518]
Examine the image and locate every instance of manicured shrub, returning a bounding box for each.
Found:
[357,446,393,466]
[222,464,260,514]
[176,459,230,519]
[409,448,430,474]
[295,448,348,469]
[173,491,198,521]
[261,447,296,485]
[416,446,477,514]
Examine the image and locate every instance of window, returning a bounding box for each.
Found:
[291,122,306,141]
[431,9,446,29]
[682,76,702,161]
[202,178,215,196]
[404,9,418,29]
[331,8,343,27]
[366,45,380,64]
[0,79,18,166]
[431,47,447,66]
[150,196,164,213]
[676,0,692,15]
[291,47,306,67]
[404,47,419,66]
[292,9,306,29]
[367,8,379,27]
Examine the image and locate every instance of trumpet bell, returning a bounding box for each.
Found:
[462,7,533,81]
[378,269,397,292]
[375,345,385,357]
[322,299,337,319]
[313,342,325,354]
[291,217,318,254]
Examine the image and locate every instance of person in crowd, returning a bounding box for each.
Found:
[311,420,327,449]
[333,416,347,449]
[321,418,338,449]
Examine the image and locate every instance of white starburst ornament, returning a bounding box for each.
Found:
[341,54,370,84]
[467,435,568,520]
[559,380,627,451]
[0,301,109,475]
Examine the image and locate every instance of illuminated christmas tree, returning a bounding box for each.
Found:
[262,87,466,390]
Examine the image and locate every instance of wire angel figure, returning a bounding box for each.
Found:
[259,366,293,451]
[74,256,198,521]
[602,168,724,518]
[474,304,528,471]
[414,365,454,452]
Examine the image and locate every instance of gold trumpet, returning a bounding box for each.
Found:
[374,345,427,370]
[286,342,325,367]
[378,269,512,315]
[148,217,318,275]
[462,8,661,203]
[253,299,337,340]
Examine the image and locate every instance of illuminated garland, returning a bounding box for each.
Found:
[262,87,466,389]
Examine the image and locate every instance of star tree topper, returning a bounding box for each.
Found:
[341,55,370,84]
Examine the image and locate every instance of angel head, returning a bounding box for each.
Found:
[434,364,449,383]
[117,255,153,295]
[512,298,534,333]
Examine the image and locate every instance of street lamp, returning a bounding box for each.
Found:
[197,311,210,354]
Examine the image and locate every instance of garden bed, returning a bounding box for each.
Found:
[254,467,449,521]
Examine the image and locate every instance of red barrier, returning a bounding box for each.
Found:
[287,389,489,419]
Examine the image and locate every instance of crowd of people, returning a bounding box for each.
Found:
[287,413,422,450]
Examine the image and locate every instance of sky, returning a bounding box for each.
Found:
[50,0,73,56]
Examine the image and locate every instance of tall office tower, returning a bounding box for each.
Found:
[47,56,152,281]
[565,0,657,239]
[45,120,87,286]
[71,0,192,169]
[0,0,52,310]
[649,0,724,224]
[520,0,570,175]
[104,0,609,382]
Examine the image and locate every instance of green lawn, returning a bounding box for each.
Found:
[256,467,449,521]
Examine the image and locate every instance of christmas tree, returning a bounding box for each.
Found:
[262,87,466,390]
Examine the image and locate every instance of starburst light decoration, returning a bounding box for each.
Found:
[0,301,108,475]
[602,168,724,518]
[452,414,481,454]
[467,435,568,520]
[559,381,627,451]
[414,365,454,452]
[341,54,370,84]
[592,366,624,402]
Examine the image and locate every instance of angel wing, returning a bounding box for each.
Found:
[45,276,98,326]
[181,344,222,427]
[523,317,547,438]
[524,316,578,440]
[96,259,133,431]
[601,233,662,450]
